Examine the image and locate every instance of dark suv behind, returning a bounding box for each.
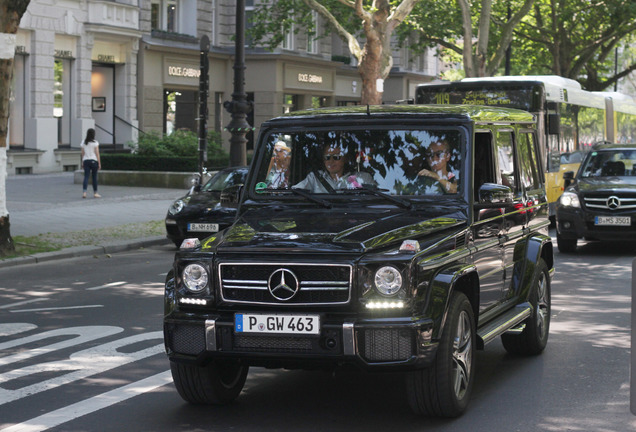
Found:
[556,142,636,252]
[164,105,554,418]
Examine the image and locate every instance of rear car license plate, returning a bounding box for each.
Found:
[594,216,631,226]
[187,223,219,232]
[235,313,320,335]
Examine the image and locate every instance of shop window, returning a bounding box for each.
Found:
[54,58,72,147]
[283,94,298,114]
[9,55,25,148]
[164,89,198,135]
[312,96,327,109]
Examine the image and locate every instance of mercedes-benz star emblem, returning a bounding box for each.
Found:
[268,268,300,301]
[607,196,621,210]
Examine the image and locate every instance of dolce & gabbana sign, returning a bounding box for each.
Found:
[285,65,332,91]
[164,58,201,85]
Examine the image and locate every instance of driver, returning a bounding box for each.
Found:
[294,144,373,193]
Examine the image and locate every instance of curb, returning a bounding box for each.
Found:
[0,236,172,269]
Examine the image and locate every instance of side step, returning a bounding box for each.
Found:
[476,303,532,349]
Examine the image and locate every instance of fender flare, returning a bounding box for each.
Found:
[425,263,479,341]
[510,233,553,302]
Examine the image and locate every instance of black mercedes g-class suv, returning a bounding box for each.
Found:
[556,141,636,252]
[164,105,554,417]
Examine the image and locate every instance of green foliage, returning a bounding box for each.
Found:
[112,129,229,171]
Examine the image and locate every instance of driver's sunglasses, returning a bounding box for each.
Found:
[426,150,448,159]
[324,154,343,161]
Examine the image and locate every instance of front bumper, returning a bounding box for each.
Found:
[164,313,437,371]
[557,206,636,241]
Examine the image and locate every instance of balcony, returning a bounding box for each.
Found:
[87,1,140,36]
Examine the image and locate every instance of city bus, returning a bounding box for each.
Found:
[415,75,636,220]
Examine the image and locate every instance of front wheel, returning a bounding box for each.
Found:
[406,292,475,417]
[501,259,551,356]
[170,360,248,405]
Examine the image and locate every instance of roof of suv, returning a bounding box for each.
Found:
[591,141,636,151]
[274,104,535,124]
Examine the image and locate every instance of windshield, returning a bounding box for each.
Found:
[252,128,463,197]
[202,169,246,192]
[580,150,636,178]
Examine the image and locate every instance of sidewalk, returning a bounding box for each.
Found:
[1,172,186,267]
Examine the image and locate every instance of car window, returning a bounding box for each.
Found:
[202,169,246,192]
[580,150,636,177]
[518,133,541,190]
[252,128,464,196]
[495,131,516,190]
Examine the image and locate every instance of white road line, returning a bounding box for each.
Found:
[9,305,103,313]
[86,281,127,291]
[0,299,48,310]
[0,370,173,432]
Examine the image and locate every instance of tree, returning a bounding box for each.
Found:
[401,0,536,78]
[249,0,421,105]
[513,0,636,91]
[0,0,30,256]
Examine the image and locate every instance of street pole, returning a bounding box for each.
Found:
[198,35,210,187]
[224,0,253,167]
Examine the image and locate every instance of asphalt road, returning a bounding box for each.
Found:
[0,236,635,431]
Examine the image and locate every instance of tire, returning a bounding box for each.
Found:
[172,239,183,248]
[501,259,551,356]
[170,360,248,405]
[556,232,577,253]
[406,292,475,417]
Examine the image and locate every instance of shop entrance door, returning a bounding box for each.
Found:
[164,89,197,134]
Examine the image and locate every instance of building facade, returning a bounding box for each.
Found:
[9,0,440,174]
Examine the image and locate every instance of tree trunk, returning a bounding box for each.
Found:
[0,0,31,256]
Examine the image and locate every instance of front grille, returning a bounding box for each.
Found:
[169,324,205,355]
[584,194,636,210]
[361,329,413,362]
[219,263,351,305]
[233,335,313,352]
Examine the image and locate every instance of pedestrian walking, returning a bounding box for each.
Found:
[80,128,101,198]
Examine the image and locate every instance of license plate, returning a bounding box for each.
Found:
[235,313,320,335]
[187,223,219,232]
[595,216,631,226]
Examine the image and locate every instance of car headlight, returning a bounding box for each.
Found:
[374,266,403,296]
[182,263,209,293]
[560,191,581,208]
[169,199,185,215]
[169,197,191,215]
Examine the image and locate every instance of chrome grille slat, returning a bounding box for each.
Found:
[219,262,352,305]
[584,195,636,210]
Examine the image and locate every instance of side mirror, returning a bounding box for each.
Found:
[563,171,574,188]
[478,183,513,204]
[220,184,244,209]
[547,112,561,135]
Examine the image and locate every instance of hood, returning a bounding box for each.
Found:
[207,204,467,254]
[576,177,636,194]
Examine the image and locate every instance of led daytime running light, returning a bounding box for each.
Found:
[365,300,405,309]
[180,297,207,306]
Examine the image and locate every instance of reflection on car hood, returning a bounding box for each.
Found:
[576,177,636,194]
[207,206,467,253]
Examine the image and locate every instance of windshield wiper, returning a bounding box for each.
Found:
[342,185,412,209]
[289,188,332,208]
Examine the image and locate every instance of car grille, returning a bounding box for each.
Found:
[219,263,352,306]
[584,194,636,210]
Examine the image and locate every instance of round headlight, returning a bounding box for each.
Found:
[169,199,185,215]
[374,266,403,296]
[560,191,580,208]
[183,264,209,293]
